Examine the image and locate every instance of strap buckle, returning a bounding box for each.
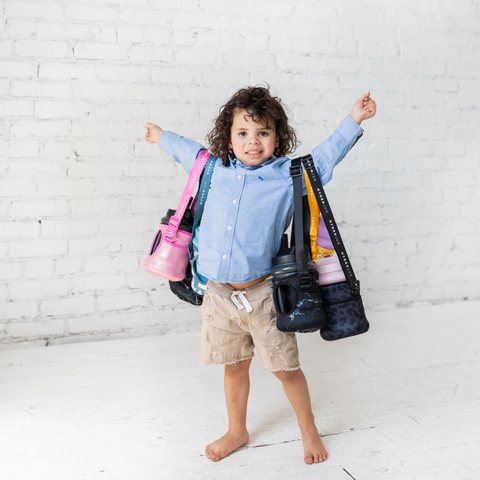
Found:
[301,155,314,170]
[168,217,180,228]
[298,274,311,289]
[290,165,302,177]
[351,280,361,297]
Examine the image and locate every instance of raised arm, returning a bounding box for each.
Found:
[144,122,205,174]
[311,116,363,185]
[312,92,376,185]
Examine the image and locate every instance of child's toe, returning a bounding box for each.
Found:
[205,449,220,462]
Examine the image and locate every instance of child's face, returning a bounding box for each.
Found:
[229,109,279,167]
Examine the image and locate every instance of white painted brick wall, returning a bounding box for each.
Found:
[1,0,479,347]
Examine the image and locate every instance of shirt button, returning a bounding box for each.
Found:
[237,175,242,179]
[227,226,232,230]
[223,254,227,259]
[232,199,237,204]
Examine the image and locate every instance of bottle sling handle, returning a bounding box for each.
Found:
[164,150,211,244]
[299,154,360,296]
[290,158,311,289]
[191,152,215,236]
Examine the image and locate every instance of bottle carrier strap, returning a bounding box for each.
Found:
[164,150,211,244]
[290,158,311,289]
[299,154,360,296]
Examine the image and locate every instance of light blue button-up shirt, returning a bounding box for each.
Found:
[158,115,363,283]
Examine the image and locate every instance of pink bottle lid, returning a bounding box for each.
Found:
[314,255,346,286]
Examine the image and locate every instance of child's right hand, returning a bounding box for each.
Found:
[144,123,165,144]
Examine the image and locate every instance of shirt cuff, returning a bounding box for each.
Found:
[158,130,180,153]
[337,115,364,148]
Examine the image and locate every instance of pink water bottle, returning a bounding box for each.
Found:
[143,150,211,282]
[313,217,346,285]
[143,210,194,281]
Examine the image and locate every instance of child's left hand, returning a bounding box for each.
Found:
[349,92,377,125]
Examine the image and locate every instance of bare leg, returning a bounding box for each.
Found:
[273,368,328,464]
[205,358,252,461]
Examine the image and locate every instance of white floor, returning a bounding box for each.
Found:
[1,301,480,480]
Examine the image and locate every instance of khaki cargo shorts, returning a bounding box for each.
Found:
[200,278,300,372]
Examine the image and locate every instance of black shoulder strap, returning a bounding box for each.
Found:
[300,154,360,296]
[290,158,311,289]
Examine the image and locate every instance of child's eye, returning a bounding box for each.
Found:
[259,131,269,136]
[238,132,247,137]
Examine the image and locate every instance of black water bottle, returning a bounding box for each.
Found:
[271,235,327,333]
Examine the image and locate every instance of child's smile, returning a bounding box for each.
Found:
[229,109,279,167]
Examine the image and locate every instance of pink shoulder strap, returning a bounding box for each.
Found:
[164,150,211,244]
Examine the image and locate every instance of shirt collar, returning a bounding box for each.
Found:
[229,154,276,170]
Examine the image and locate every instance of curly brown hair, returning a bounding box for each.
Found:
[206,85,299,166]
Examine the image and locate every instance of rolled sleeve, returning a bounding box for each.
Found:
[335,115,364,148]
[158,131,205,174]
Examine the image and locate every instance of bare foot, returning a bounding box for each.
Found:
[205,430,249,462]
[302,426,328,464]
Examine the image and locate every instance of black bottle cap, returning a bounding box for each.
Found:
[272,247,296,266]
[272,245,312,266]
[160,208,195,233]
